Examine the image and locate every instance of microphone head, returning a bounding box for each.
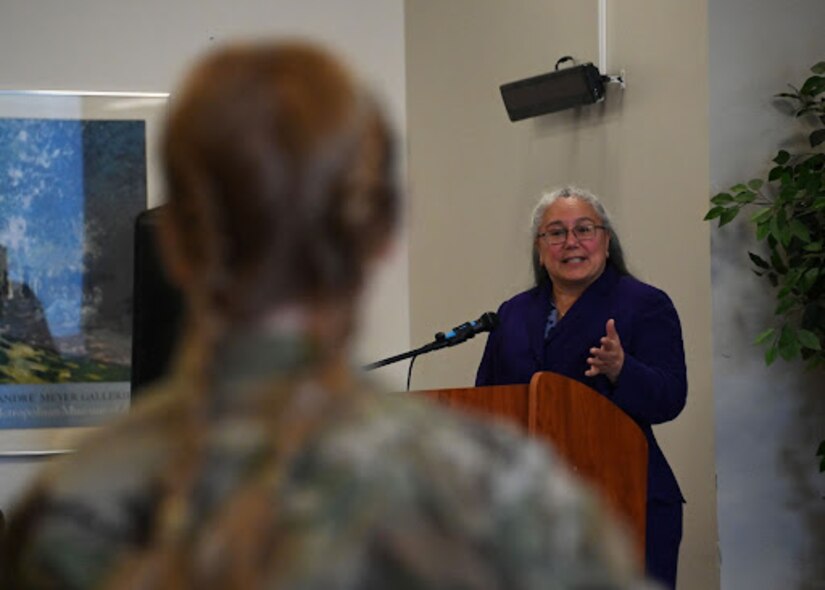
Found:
[477,311,499,332]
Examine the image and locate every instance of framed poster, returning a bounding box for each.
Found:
[0,90,167,432]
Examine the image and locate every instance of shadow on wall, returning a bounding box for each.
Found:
[523,85,625,214]
[532,82,625,138]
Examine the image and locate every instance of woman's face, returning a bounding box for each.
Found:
[536,197,610,294]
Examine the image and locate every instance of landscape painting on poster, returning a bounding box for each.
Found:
[0,91,166,428]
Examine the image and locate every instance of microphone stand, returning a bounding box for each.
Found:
[362,337,456,371]
[363,312,496,389]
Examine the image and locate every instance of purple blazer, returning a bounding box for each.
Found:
[476,264,686,504]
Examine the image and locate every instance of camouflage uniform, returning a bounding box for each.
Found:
[4,329,656,589]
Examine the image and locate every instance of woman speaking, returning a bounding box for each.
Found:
[477,186,687,589]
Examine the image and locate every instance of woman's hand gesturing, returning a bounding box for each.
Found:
[585,319,625,383]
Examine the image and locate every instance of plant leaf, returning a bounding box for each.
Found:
[748,251,771,269]
[768,166,785,181]
[797,329,822,351]
[748,179,764,190]
[773,150,791,165]
[719,208,739,227]
[775,297,796,316]
[770,250,788,274]
[771,209,792,247]
[780,225,793,248]
[800,75,825,96]
[765,344,778,365]
[704,206,725,221]
[810,129,825,148]
[812,62,825,75]
[754,327,775,345]
[801,268,820,292]
[710,192,734,205]
[790,219,811,242]
[751,207,773,224]
[778,325,800,360]
[710,193,733,205]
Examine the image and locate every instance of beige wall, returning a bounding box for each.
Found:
[405,1,718,588]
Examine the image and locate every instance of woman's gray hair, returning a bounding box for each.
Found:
[530,185,630,286]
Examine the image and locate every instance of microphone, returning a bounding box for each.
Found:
[362,311,499,373]
[435,312,499,346]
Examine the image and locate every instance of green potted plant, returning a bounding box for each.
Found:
[705,61,825,472]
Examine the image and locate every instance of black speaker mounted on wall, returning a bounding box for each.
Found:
[500,61,606,122]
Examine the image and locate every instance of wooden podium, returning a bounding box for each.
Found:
[418,371,648,561]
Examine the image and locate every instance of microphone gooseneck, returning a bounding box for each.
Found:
[363,311,499,372]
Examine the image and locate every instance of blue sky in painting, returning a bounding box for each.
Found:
[0,118,146,347]
[0,119,85,338]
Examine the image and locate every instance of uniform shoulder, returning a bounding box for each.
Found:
[312,389,646,587]
[326,389,567,494]
[327,389,614,530]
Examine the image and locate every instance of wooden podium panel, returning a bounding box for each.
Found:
[527,372,647,559]
[418,372,647,562]
[417,383,529,431]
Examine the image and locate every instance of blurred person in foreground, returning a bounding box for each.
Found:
[4,43,656,589]
[476,186,687,589]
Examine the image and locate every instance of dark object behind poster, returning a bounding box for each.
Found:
[131,206,183,393]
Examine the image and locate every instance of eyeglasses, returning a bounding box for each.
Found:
[536,223,606,246]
